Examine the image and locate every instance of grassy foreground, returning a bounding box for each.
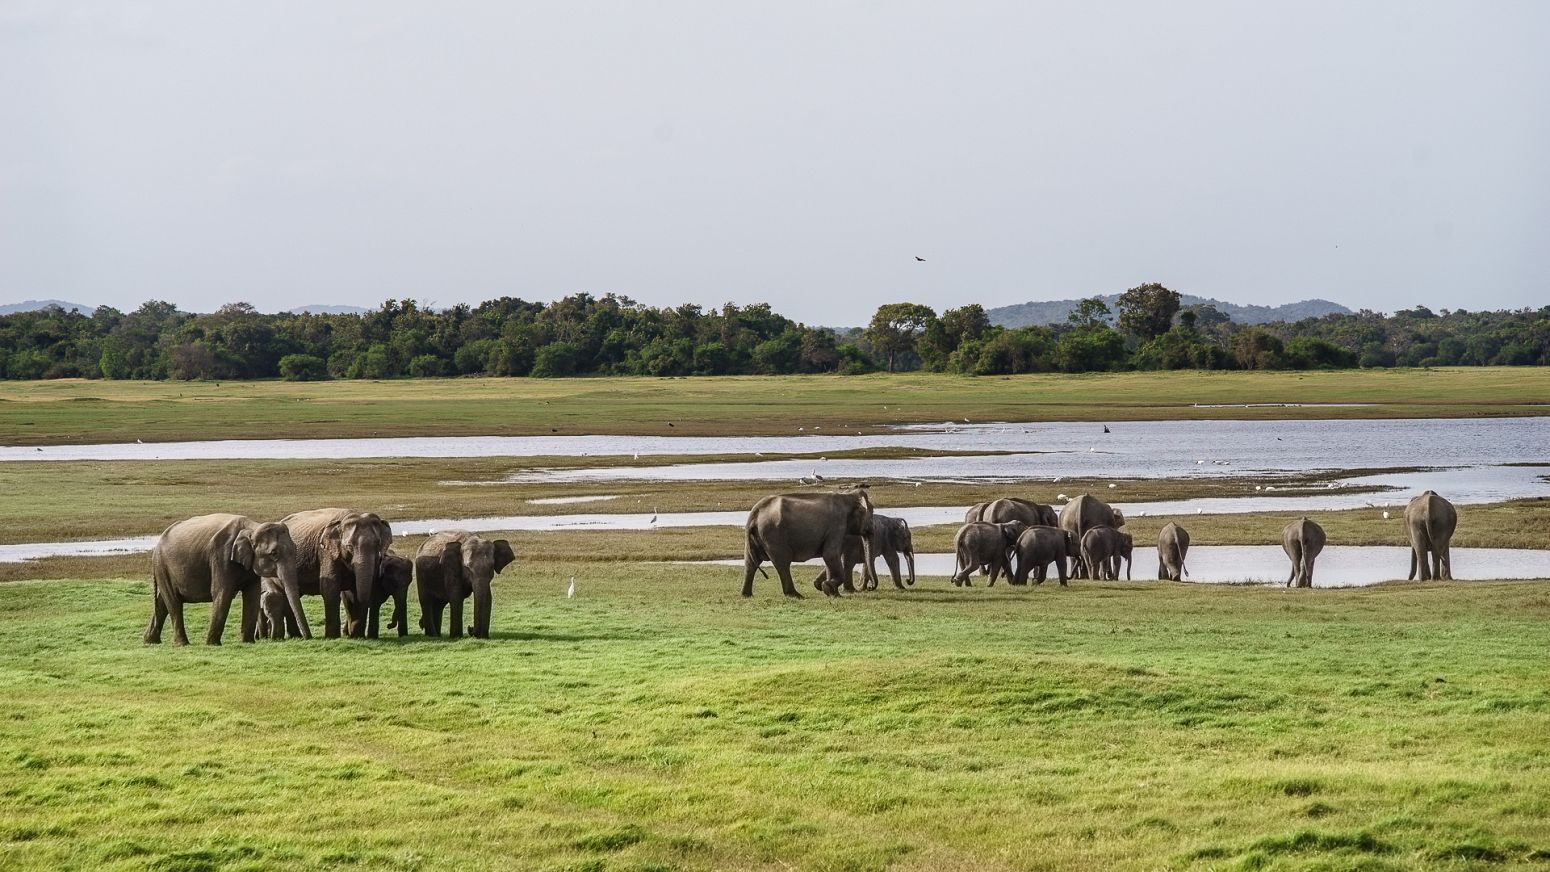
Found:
[3,368,1547,444]
[1,566,1548,871]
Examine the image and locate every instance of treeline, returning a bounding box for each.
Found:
[1,286,1547,380]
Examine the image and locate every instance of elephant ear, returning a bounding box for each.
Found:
[1112,509,1126,527]
[228,528,257,571]
[492,540,516,574]
[321,519,346,564]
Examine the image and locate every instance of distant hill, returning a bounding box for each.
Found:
[290,304,370,315]
[0,299,97,316]
[986,294,1350,328]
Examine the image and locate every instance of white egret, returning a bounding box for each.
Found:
[566,577,576,599]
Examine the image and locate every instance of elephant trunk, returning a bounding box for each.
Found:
[905,549,916,587]
[1125,552,1132,581]
[471,577,493,639]
[278,560,311,640]
[350,551,377,637]
[391,591,407,637]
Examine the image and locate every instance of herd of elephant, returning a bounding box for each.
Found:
[141,488,1461,642]
[741,487,1460,597]
[143,508,515,645]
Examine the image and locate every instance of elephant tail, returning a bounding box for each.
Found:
[744,525,770,579]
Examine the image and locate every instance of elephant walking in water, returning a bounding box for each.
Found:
[145,514,306,646]
[1282,517,1326,588]
[416,531,515,638]
[1157,522,1190,581]
[745,488,874,598]
[1405,490,1457,581]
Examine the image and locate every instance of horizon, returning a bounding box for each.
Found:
[4,2,1547,323]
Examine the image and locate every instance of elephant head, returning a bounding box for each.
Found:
[322,511,392,634]
[232,522,310,639]
[1118,532,1134,580]
[379,551,414,635]
[444,536,516,638]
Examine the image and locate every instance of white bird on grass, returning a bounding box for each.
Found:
[1382,511,1390,519]
[566,577,576,599]
[1107,483,1117,489]
[1057,493,1069,501]
[1255,485,1262,491]
[812,471,825,482]
[1197,508,1204,514]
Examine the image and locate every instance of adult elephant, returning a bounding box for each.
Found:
[969,498,1059,528]
[744,489,874,598]
[1011,525,1076,586]
[1405,490,1457,581]
[416,531,516,638]
[1157,522,1191,581]
[281,508,393,638]
[144,514,306,646]
[1282,517,1326,588]
[1059,495,1126,578]
[1081,528,1133,580]
[813,513,915,592]
[950,520,1026,587]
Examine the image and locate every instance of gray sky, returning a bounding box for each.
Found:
[3,1,1547,324]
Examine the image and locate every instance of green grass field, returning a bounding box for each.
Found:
[1,568,1548,871]
[2,368,1547,444]
[3,370,1548,870]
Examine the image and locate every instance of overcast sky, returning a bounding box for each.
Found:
[3,1,1547,323]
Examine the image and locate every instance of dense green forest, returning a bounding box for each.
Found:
[1,285,1547,380]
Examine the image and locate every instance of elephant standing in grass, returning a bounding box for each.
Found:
[969,498,1059,528]
[145,514,306,646]
[1011,526,1076,586]
[282,508,393,639]
[1059,495,1126,578]
[813,513,915,592]
[745,489,874,598]
[1405,490,1457,581]
[1283,517,1326,588]
[1081,527,1133,580]
[416,531,516,638]
[361,551,414,639]
[1157,522,1190,581]
[950,520,1026,587]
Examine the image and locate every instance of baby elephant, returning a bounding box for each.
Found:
[1081,527,1133,580]
[951,520,1026,587]
[1283,517,1326,588]
[416,530,516,639]
[1011,525,1076,586]
[354,550,414,639]
[1157,522,1190,581]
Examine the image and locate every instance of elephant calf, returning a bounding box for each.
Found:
[1283,517,1326,588]
[1080,527,1133,581]
[416,531,515,638]
[814,514,916,593]
[951,521,1026,587]
[262,549,415,640]
[1011,525,1076,586]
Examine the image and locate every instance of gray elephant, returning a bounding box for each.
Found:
[1059,495,1126,578]
[144,513,307,646]
[1011,525,1076,586]
[1157,521,1190,581]
[813,513,916,592]
[281,508,393,639]
[1283,517,1326,588]
[968,498,1059,528]
[415,530,516,638]
[744,489,875,598]
[1405,490,1457,581]
[362,550,414,639]
[950,520,1026,587]
[1081,527,1133,580]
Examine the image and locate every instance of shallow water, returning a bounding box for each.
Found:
[701,546,1550,589]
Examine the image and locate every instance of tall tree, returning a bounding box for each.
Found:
[1067,297,1113,330]
[864,303,937,372]
[1116,283,1181,341]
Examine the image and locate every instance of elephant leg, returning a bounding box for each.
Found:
[820,552,846,597]
[1439,539,1452,580]
[167,591,190,647]
[426,600,446,637]
[144,589,168,644]
[1055,558,1068,587]
[206,584,235,646]
[320,576,344,639]
[773,560,802,598]
[448,597,465,639]
[366,601,380,640]
[239,583,259,644]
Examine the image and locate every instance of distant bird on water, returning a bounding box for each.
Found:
[915,256,926,262]
[649,507,658,525]
[1102,425,1110,434]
